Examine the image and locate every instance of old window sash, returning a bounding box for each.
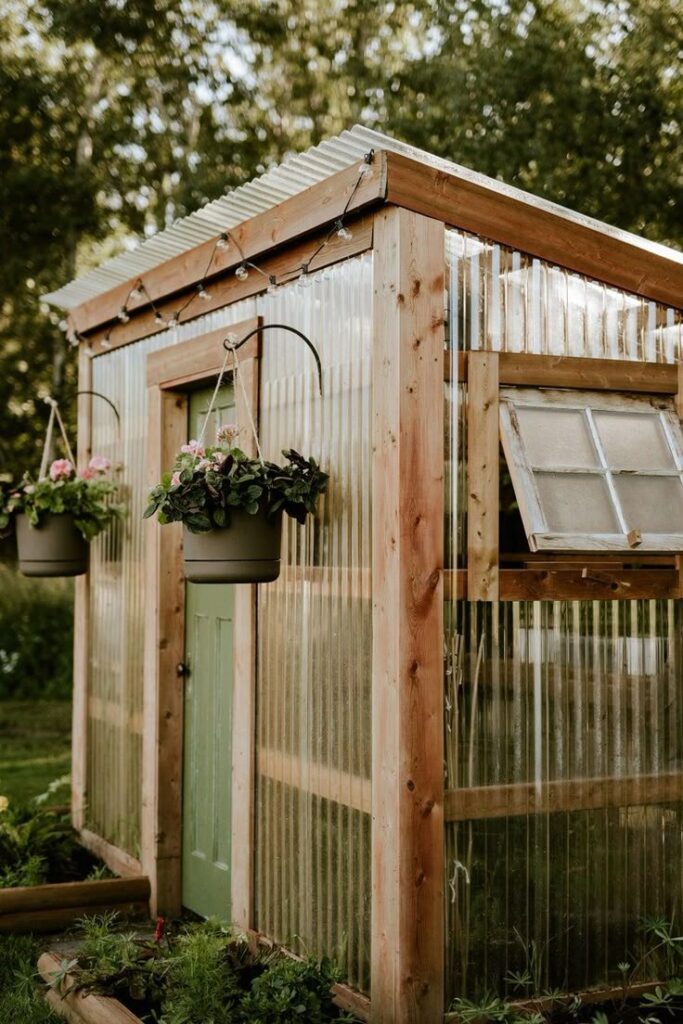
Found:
[500,387,683,553]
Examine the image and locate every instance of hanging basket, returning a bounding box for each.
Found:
[183,507,283,583]
[16,513,88,578]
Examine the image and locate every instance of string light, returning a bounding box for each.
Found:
[69,151,375,352]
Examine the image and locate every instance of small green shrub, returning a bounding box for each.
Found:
[237,954,347,1024]
[0,566,73,699]
[0,805,96,887]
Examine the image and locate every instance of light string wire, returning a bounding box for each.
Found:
[68,149,374,353]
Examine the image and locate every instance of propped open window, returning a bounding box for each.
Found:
[500,388,683,552]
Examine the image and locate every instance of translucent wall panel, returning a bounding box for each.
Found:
[445,229,683,1002]
[255,256,373,992]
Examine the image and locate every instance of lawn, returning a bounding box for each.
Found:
[0,700,71,807]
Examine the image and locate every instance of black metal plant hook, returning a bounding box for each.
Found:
[223,323,324,397]
[75,390,121,426]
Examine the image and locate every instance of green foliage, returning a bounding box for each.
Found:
[144,435,328,533]
[0,805,97,888]
[4,465,123,542]
[0,567,73,699]
[61,916,358,1023]
[0,934,58,1023]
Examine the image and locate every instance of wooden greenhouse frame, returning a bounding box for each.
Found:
[50,135,683,1024]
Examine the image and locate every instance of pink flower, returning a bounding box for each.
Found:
[88,455,111,474]
[171,471,181,487]
[216,423,240,445]
[181,440,205,457]
[49,459,74,482]
[197,459,213,472]
[80,468,95,480]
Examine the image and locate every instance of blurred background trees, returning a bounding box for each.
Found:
[0,0,680,482]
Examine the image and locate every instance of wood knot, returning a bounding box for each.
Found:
[406,779,416,792]
[415,869,425,887]
[421,799,435,817]
[412,279,422,298]
[409,659,419,677]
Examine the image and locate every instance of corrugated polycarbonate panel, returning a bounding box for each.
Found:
[254,256,373,992]
[444,229,683,1002]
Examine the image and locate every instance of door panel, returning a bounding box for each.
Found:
[182,385,235,920]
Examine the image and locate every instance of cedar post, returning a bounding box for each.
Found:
[371,207,445,1023]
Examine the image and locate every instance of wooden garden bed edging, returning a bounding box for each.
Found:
[38,952,142,1024]
[0,876,150,933]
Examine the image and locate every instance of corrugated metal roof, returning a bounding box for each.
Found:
[44,124,683,310]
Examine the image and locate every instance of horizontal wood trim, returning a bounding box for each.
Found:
[445,772,683,822]
[386,151,683,309]
[451,350,680,393]
[79,828,142,878]
[444,983,668,1022]
[73,155,386,336]
[87,216,373,356]
[39,953,143,1023]
[445,568,681,601]
[0,876,149,914]
[146,317,259,388]
[1,900,148,935]
[87,695,143,734]
[257,747,371,816]
[285,565,371,598]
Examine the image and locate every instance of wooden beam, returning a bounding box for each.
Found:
[0,876,149,915]
[72,346,92,833]
[87,219,373,357]
[71,156,387,335]
[445,771,683,822]
[256,747,371,817]
[386,151,683,309]
[499,567,680,601]
[467,351,500,600]
[230,333,261,933]
[146,318,259,388]
[141,388,188,918]
[372,207,445,1024]
[450,350,680,394]
[79,828,142,879]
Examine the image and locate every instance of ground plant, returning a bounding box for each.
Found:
[144,427,328,532]
[0,934,57,1024]
[47,915,360,1023]
[0,803,97,888]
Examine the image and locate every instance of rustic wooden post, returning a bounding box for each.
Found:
[72,344,92,832]
[467,351,500,601]
[141,387,187,917]
[371,207,445,1023]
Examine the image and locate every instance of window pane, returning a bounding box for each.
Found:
[615,475,683,534]
[593,410,674,471]
[535,473,619,534]
[515,407,598,468]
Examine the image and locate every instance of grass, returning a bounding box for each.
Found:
[0,934,57,1023]
[0,700,71,806]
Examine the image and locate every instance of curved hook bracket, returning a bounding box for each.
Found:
[76,390,121,426]
[223,323,323,397]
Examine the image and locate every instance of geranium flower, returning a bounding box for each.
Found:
[49,459,74,481]
[216,423,240,445]
[80,468,95,480]
[171,471,182,487]
[197,459,213,472]
[88,455,111,473]
[181,440,205,457]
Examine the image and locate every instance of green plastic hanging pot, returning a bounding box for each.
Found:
[16,513,88,578]
[183,507,283,584]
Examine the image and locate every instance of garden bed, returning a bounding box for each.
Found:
[40,951,140,1023]
[0,877,150,934]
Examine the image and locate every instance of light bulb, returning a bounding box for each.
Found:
[335,220,352,241]
[235,264,249,281]
[167,312,180,328]
[216,232,229,250]
[197,284,211,300]
[130,285,143,300]
[118,308,130,324]
[267,275,278,295]
[100,336,112,350]
[154,311,165,326]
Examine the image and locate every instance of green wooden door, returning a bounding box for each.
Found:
[182,384,235,920]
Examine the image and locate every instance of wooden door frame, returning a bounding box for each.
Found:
[141,316,261,920]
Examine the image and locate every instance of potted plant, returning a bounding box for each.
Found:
[1,456,122,577]
[143,424,328,583]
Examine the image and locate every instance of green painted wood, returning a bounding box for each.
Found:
[182,384,235,920]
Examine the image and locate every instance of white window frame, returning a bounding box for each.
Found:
[499,386,683,552]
